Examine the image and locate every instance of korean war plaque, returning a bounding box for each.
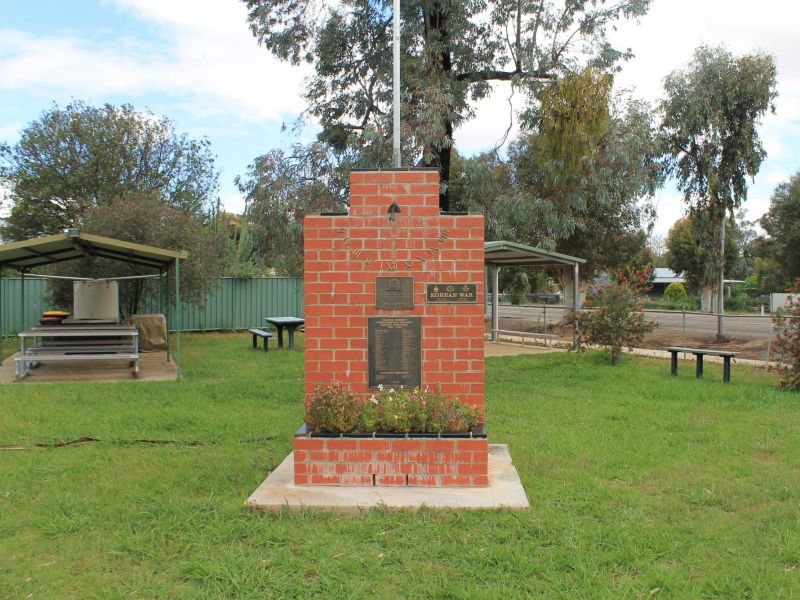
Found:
[376,276,414,309]
[368,316,421,388]
[425,283,477,304]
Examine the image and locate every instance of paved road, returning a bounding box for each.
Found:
[494,305,773,341]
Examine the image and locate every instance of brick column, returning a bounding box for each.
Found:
[297,168,487,486]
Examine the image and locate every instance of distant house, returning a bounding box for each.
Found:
[651,268,684,296]
[650,268,745,297]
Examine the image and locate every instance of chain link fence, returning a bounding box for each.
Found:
[491,304,798,366]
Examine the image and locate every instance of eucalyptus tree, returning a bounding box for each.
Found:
[665,216,740,296]
[660,45,777,334]
[497,86,662,276]
[235,142,350,275]
[243,0,651,209]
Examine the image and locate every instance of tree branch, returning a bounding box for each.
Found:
[455,68,555,83]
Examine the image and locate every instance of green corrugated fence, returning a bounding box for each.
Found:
[0,277,49,336]
[0,277,304,335]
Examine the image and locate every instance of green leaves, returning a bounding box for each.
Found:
[759,173,800,287]
[243,0,653,202]
[660,45,777,288]
[1,101,219,241]
[576,267,657,364]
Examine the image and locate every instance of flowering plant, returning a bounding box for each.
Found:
[773,279,800,391]
[575,267,656,364]
[306,382,361,433]
[306,383,480,434]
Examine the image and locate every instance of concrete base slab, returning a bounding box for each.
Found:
[0,351,177,384]
[245,443,529,513]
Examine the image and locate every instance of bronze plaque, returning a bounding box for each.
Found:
[376,276,414,309]
[425,283,478,304]
[368,316,421,389]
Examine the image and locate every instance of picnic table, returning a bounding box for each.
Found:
[264,317,305,350]
[16,324,140,380]
[665,346,738,383]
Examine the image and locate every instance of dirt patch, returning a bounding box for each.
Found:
[486,315,772,361]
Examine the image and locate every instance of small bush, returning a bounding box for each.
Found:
[575,267,657,364]
[306,383,480,434]
[306,382,361,433]
[773,279,800,391]
[663,282,687,301]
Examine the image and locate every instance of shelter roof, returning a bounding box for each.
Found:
[0,229,188,271]
[484,240,584,268]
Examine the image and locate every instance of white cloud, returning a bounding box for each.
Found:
[650,191,688,237]
[457,0,800,232]
[455,83,521,155]
[219,192,247,216]
[0,1,309,123]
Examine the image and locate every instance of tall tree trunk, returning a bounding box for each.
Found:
[438,122,452,211]
[422,1,453,212]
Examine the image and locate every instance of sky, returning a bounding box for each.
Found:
[1,0,799,239]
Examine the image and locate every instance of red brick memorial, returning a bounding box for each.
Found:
[295,168,488,486]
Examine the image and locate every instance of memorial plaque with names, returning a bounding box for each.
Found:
[368,316,421,388]
[425,283,478,304]
[375,276,414,309]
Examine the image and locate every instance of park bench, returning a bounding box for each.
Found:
[263,317,305,350]
[15,325,140,381]
[665,346,738,383]
[248,328,273,352]
[15,353,140,380]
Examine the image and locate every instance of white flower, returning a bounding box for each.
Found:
[370,395,378,404]
[389,388,395,394]
[377,384,384,391]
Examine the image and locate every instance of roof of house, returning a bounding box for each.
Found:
[653,268,684,284]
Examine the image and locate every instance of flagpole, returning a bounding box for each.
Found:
[392,0,401,167]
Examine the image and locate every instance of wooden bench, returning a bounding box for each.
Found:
[15,353,140,380]
[665,346,738,383]
[248,328,273,352]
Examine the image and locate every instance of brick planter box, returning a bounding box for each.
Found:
[293,425,488,487]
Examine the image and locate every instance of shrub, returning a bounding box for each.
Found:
[505,269,531,305]
[575,267,657,364]
[306,384,480,433]
[663,281,687,301]
[773,279,800,391]
[306,382,361,433]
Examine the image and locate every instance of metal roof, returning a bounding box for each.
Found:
[484,240,585,267]
[653,268,684,283]
[0,229,188,271]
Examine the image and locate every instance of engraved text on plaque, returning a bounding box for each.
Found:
[376,276,414,309]
[368,316,421,388]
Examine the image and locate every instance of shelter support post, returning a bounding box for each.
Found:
[20,270,25,337]
[572,263,580,350]
[484,268,489,317]
[174,257,181,378]
[162,270,170,363]
[491,266,500,342]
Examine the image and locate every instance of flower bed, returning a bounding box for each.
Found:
[294,383,489,487]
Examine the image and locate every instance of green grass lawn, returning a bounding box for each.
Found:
[1,333,799,598]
